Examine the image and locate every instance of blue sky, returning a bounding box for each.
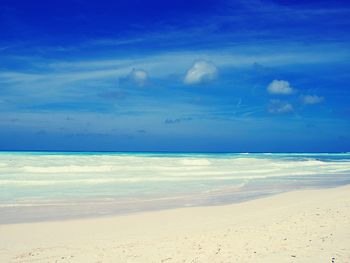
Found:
[0,0,349,152]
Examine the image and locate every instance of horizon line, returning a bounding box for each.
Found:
[0,150,348,154]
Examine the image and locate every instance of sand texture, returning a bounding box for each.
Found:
[1,185,350,263]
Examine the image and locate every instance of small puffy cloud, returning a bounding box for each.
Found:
[184,60,218,85]
[127,68,148,86]
[268,99,293,114]
[267,80,295,95]
[302,95,324,105]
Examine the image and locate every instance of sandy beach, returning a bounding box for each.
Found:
[1,185,349,263]
[2,0,350,261]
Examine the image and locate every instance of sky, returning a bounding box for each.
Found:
[0,0,350,152]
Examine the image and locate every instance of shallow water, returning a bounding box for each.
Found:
[0,152,349,223]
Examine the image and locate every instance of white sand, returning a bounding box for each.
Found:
[1,186,350,263]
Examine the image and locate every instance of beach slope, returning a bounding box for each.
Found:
[1,185,350,263]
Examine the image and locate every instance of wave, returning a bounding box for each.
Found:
[21,165,114,173]
[1,153,349,204]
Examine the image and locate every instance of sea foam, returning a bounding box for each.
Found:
[0,152,349,222]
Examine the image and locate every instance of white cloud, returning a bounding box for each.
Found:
[128,68,148,86]
[267,80,295,95]
[268,99,293,114]
[184,60,218,85]
[302,95,324,104]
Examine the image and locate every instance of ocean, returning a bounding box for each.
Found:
[0,152,349,223]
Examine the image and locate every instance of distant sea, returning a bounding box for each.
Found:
[0,152,349,223]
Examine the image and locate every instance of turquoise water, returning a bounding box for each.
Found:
[0,152,349,223]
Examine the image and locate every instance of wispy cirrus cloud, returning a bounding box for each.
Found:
[2,41,348,89]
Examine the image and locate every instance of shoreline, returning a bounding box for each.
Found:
[1,183,345,225]
[1,184,350,262]
[1,152,349,225]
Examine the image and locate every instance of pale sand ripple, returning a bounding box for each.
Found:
[0,185,350,263]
